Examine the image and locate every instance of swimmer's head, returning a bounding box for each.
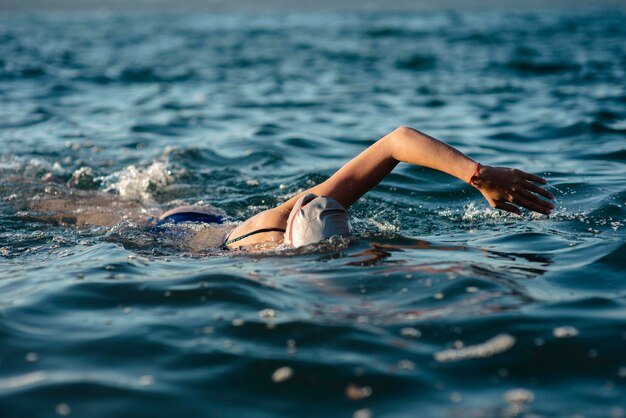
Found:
[284,193,352,247]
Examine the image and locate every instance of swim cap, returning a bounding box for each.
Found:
[284,193,352,247]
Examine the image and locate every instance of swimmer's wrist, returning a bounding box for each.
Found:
[468,162,482,186]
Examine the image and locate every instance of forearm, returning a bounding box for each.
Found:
[389,127,553,214]
[388,126,477,183]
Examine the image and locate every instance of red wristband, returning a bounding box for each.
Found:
[469,162,481,186]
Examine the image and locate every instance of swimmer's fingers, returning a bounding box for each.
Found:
[520,190,555,213]
[493,200,521,216]
[519,170,547,185]
[523,180,554,200]
[515,192,553,215]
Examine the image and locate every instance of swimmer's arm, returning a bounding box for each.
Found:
[279,126,554,215]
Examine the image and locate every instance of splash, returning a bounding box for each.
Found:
[101,161,174,205]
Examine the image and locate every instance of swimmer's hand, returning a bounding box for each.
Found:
[471,165,554,215]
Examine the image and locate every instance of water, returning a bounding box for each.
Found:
[1,9,626,418]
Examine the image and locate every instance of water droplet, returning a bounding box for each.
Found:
[259,309,278,319]
[56,403,71,416]
[450,392,462,403]
[400,327,421,338]
[398,359,415,370]
[353,408,372,418]
[553,326,579,338]
[271,366,293,383]
[345,384,373,400]
[504,388,534,404]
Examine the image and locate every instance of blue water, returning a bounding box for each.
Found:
[1,9,626,418]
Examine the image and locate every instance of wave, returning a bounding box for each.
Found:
[395,53,437,71]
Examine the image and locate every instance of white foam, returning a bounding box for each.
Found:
[434,334,516,362]
[102,161,173,204]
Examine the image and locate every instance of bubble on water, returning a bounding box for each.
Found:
[68,166,98,189]
[286,339,297,355]
[466,286,479,293]
[450,392,462,403]
[259,308,278,319]
[232,318,245,327]
[271,366,293,383]
[345,384,373,400]
[434,292,445,300]
[56,403,71,416]
[434,334,515,362]
[504,388,534,404]
[398,359,415,370]
[553,326,579,338]
[353,408,372,418]
[400,327,421,338]
[25,352,38,363]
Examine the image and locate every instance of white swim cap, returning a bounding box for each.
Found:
[284,193,352,247]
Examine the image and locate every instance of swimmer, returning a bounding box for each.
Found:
[30,126,554,251]
[156,126,554,250]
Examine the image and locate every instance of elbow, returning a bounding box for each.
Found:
[383,126,413,161]
[393,125,413,136]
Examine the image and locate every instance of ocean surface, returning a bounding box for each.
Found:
[1,9,625,418]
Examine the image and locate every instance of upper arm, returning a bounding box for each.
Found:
[229,127,402,241]
[277,128,400,212]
